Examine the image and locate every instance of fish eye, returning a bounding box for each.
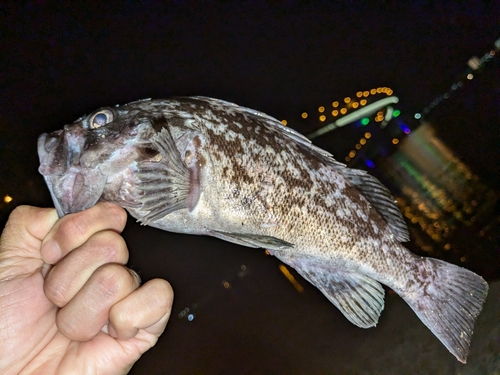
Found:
[89,109,114,129]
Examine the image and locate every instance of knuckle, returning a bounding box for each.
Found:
[91,231,129,264]
[98,203,127,230]
[58,214,90,241]
[92,264,135,300]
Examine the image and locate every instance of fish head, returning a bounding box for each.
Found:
[38,102,159,217]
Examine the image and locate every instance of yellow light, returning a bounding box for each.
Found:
[377,87,383,93]
[365,132,371,139]
[363,91,369,97]
[281,119,287,126]
[301,112,308,119]
[360,138,366,145]
[387,89,393,95]
[318,106,325,113]
[332,101,339,107]
[355,144,361,149]
[352,102,359,108]
[340,108,347,115]
[349,150,356,158]
[332,110,339,116]
[319,115,326,122]
[392,138,399,145]
[279,264,304,292]
[360,99,367,106]
[370,89,376,95]
[223,281,231,289]
[377,111,383,116]
[344,97,351,104]
[356,91,362,98]
[4,195,13,204]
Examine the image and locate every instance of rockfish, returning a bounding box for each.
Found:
[37,97,488,363]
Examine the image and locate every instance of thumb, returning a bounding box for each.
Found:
[0,205,59,270]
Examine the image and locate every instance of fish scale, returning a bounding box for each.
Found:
[38,96,488,363]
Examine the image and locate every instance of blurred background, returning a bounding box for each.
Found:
[1,1,499,374]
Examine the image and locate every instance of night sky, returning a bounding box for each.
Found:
[1,2,499,373]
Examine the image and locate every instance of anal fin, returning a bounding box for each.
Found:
[291,260,385,328]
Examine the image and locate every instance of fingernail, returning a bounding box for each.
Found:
[108,323,118,339]
[41,239,62,263]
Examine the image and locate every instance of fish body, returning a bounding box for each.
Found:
[38,97,488,363]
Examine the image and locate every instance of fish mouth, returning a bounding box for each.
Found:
[38,132,107,217]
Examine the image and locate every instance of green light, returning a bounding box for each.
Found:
[361,118,370,126]
[393,109,401,117]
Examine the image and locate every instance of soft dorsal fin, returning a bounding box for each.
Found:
[338,167,410,242]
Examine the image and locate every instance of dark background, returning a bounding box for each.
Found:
[1,1,499,374]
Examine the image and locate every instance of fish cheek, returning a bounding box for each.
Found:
[183,136,206,211]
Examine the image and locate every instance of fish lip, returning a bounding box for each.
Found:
[38,132,107,217]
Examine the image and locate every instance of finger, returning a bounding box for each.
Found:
[0,206,58,256]
[41,202,127,264]
[44,230,129,307]
[108,278,174,341]
[56,263,140,341]
[0,206,58,276]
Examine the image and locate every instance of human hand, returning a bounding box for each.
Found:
[0,203,173,374]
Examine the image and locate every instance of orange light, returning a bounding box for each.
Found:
[332,110,339,116]
[360,138,366,145]
[301,112,308,119]
[360,99,367,106]
[392,138,399,145]
[370,89,376,95]
[332,101,339,108]
[4,195,13,203]
[356,91,363,98]
[319,115,326,122]
[363,91,369,97]
[355,144,361,149]
[281,120,287,126]
[352,102,359,108]
[344,97,351,104]
[365,132,371,139]
[349,150,356,158]
[318,106,325,113]
[340,108,347,115]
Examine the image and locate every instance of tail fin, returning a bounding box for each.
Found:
[402,257,488,363]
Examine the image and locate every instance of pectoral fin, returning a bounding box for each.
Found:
[293,262,385,328]
[137,127,192,225]
[212,230,294,251]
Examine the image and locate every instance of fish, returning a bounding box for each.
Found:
[37,96,488,363]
